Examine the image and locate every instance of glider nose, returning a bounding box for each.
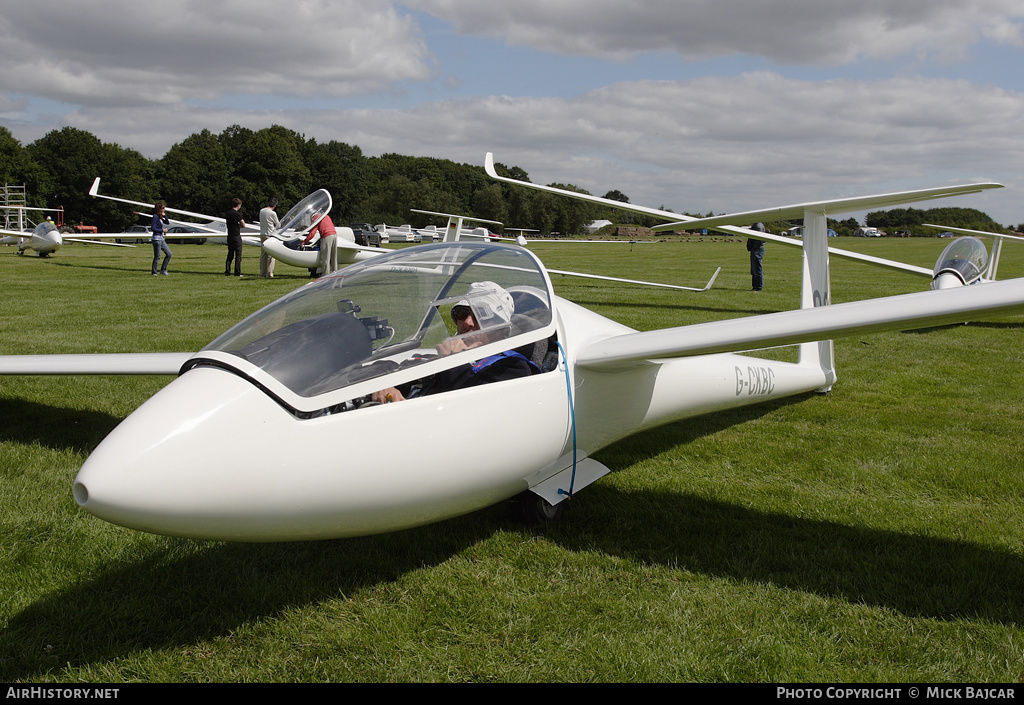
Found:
[72,365,293,539]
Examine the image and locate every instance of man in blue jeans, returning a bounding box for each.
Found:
[151,202,171,276]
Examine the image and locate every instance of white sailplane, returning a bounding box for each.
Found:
[0,159,1020,541]
[917,224,1024,288]
[0,205,135,255]
[88,178,264,247]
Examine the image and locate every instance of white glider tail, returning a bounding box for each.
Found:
[485,151,1008,391]
[484,152,1001,280]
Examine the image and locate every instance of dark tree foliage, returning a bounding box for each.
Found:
[26,127,152,231]
[302,139,368,223]
[158,129,231,220]
[9,123,1006,237]
[866,206,1002,236]
[223,125,312,216]
[0,127,47,199]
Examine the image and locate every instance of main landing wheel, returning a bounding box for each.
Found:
[509,491,565,526]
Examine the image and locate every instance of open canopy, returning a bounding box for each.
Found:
[272,189,332,240]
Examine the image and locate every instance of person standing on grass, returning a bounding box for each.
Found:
[301,209,338,278]
[225,197,245,277]
[747,222,766,291]
[151,202,171,276]
[259,197,280,278]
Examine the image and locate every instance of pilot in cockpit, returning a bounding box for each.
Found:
[371,281,539,403]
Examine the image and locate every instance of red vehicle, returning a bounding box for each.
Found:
[54,206,97,233]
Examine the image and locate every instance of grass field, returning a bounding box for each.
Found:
[1,236,1023,683]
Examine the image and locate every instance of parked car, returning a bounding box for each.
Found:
[116,225,150,244]
[166,225,208,245]
[367,225,390,247]
[349,222,374,247]
[414,225,443,242]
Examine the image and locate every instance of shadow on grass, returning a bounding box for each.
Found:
[52,260,311,279]
[569,297,777,318]
[3,395,1021,680]
[565,397,1024,626]
[0,513,502,681]
[0,398,122,452]
[4,487,1021,680]
[551,487,1024,625]
[903,320,1024,334]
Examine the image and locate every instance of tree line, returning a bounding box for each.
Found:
[1,124,1014,236]
[0,124,615,235]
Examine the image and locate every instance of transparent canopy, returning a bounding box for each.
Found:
[273,189,332,240]
[933,236,988,285]
[34,222,57,237]
[202,242,554,399]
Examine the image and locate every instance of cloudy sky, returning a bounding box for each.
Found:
[2,0,1022,225]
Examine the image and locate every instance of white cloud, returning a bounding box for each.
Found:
[40,73,1023,224]
[403,0,1024,64]
[0,0,433,106]
[2,2,1021,225]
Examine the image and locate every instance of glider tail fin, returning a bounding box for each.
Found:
[799,209,836,391]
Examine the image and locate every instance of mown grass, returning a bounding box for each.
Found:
[1,236,1023,683]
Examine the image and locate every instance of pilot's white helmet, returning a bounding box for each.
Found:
[458,281,514,327]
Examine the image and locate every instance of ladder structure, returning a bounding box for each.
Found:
[1,183,28,231]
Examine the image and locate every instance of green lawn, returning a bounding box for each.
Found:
[1,236,1023,682]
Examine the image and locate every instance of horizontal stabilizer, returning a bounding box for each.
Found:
[650,183,1004,232]
[411,209,503,227]
[576,277,1024,369]
[0,353,193,375]
[485,152,985,279]
[485,153,1002,239]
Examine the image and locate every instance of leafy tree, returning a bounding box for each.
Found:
[867,206,1001,235]
[27,127,153,231]
[471,183,507,225]
[544,183,600,236]
[303,139,368,222]
[13,123,1011,242]
[0,128,45,195]
[227,125,312,216]
[159,129,231,219]
[0,127,51,233]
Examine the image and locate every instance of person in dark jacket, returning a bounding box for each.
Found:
[151,202,171,276]
[225,197,245,277]
[746,222,766,291]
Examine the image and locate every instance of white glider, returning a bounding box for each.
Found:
[0,161,1020,541]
